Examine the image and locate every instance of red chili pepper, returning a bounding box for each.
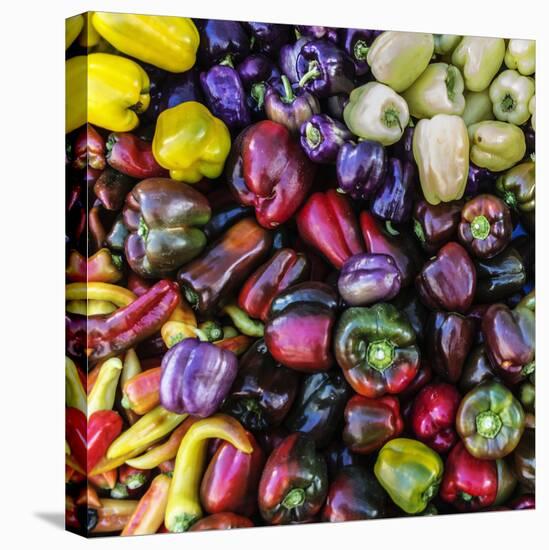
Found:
[66,406,87,470]
[73,124,106,171]
[87,410,123,473]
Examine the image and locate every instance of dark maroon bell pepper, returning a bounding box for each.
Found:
[196,19,250,66]
[296,189,365,268]
[413,199,463,254]
[73,124,106,171]
[258,433,328,524]
[300,114,353,164]
[93,168,134,212]
[411,383,461,453]
[226,120,315,228]
[459,345,495,394]
[339,29,380,76]
[245,22,292,56]
[264,282,338,373]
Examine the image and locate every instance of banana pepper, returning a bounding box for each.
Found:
[489,70,535,125]
[152,101,231,183]
[79,12,101,48]
[87,357,123,417]
[66,357,86,413]
[413,114,469,205]
[504,39,536,76]
[92,13,199,73]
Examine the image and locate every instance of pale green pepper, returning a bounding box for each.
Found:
[529,95,536,131]
[468,121,526,172]
[413,114,469,205]
[343,82,409,146]
[403,63,465,119]
[434,34,462,56]
[367,31,434,92]
[504,39,536,76]
[451,36,505,92]
[462,90,494,126]
[489,70,535,125]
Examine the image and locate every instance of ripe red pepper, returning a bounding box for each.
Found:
[66,406,87,471]
[411,383,461,453]
[200,431,265,516]
[296,189,364,268]
[87,410,123,473]
[189,512,254,531]
[66,248,122,283]
[440,441,497,511]
[226,120,315,228]
[73,124,106,171]
[238,248,310,321]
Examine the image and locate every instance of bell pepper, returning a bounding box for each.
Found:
[460,345,494,394]
[66,406,87,471]
[462,90,495,126]
[87,357,123,417]
[122,178,211,279]
[92,13,199,73]
[189,513,254,531]
[489,70,535,125]
[72,124,106,172]
[203,203,253,242]
[440,441,497,510]
[529,95,536,131]
[226,120,315,228]
[495,161,535,233]
[433,33,462,55]
[343,83,409,146]
[411,383,461,453]
[412,199,462,254]
[413,114,469,205]
[285,370,351,448]
[296,189,364,268]
[505,39,536,76]
[152,101,231,183]
[451,36,505,92]
[296,39,355,97]
[154,69,204,118]
[66,357,86,413]
[416,242,476,313]
[366,31,434,92]
[258,433,328,524]
[238,248,310,322]
[322,465,396,522]
[265,282,338,373]
[403,63,465,118]
[159,339,238,418]
[122,367,161,415]
[300,114,353,164]
[513,428,535,491]
[297,26,339,42]
[90,499,139,534]
[339,28,379,75]
[374,438,443,514]
[338,253,402,306]
[456,380,525,459]
[279,37,313,83]
[66,249,122,284]
[334,303,420,398]
[87,410,123,473]
[336,140,387,200]
[342,395,403,454]
[196,19,249,66]
[66,14,84,49]
[323,442,370,478]
[222,339,299,431]
[93,171,133,214]
[200,431,265,516]
[426,312,475,383]
[468,121,526,172]
[178,218,272,314]
[165,414,252,532]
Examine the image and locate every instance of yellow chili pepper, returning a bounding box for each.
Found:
[79,12,101,47]
[66,14,84,50]
[169,299,197,326]
[66,299,117,316]
[65,356,86,413]
[152,101,231,183]
[87,357,123,417]
[164,414,252,532]
[89,448,148,477]
[66,282,136,307]
[161,321,206,349]
[92,13,199,73]
[121,348,142,389]
[91,499,139,534]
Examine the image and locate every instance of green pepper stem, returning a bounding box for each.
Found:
[366,339,395,372]
[110,483,128,499]
[298,61,321,88]
[522,361,535,376]
[251,82,266,110]
[200,321,224,342]
[385,220,400,236]
[126,473,147,490]
[121,395,131,410]
[422,482,439,504]
[413,219,426,243]
[137,217,149,240]
[305,122,322,148]
[219,54,234,68]
[183,287,199,309]
[460,492,473,503]
[353,40,369,61]
[383,107,402,131]
[445,67,457,101]
[171,513,198,533]
[470,215,491,240]
[500,93,516,113]
[105,134,116,154]
[282,488,306,510]
[502,191,518,210]
[280,75,295,104]
[476,410,503,439]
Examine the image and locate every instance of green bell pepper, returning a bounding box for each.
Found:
[489,70,535,125]
[374,438,443,514]
[402,63,465,119]
[456,380,525,460]
[451,36,505,92]
[468,121,526,172]
[433,34,462,56]
[529,95,536,131]
[461,90,494,126]
[504,39,536,76]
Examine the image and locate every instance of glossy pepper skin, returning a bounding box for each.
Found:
[279,37,312,83]
[238,248,310,322]
[416,242,476,314]
[189,513,253,531]
[203,204,252,242]
[123,178,211,279]
[73,124,106,171]
[336,141,387,200]
[440,441,498,511]
[222,339,299,431]
[66,407,87,470]
[489,70,535,125]
[226,120,315,228]
[456,380,525,459]
[245,22,291,56]
[513,428,535,491]
[334,303,420,398]
[339,29,379,76]
[296,189,365,268]
[237,54,280,89]
[343,395,403,454]
[300,114,352,164]
[296,40,355,97]
[258,433,328,524]
[92,13,199,73]
[265,282,338,373]
[66,249,122,284]
[177,218,272,314]
[285,370,351,448]
[411,383,461,453]
[197,19,250,66]
[374,438,444,515]
[152,101,231,183]
[87,410,123,473]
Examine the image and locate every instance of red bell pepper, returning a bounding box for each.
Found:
[227,120,315,228]
[238,248,310,322]
[296,189,364,268]
[66,248,123,284]
[73,124,106,171]
[189,512,254,531]
[66,406,87,471]
[87,410,123,472]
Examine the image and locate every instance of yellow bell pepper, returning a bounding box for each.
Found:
[152,101,231,183]
[66,14,84,50]
[79,12,101,48]
[92,13,199,73]
[66,56,87,133]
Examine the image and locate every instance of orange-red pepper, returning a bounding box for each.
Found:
[122,367,161,415]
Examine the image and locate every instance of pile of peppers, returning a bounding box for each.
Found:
[65,13,535,537]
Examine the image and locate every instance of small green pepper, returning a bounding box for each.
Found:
[433,34,462,56]
[489,70,535,125]
[504,39,536,76]
[462,90,495,126]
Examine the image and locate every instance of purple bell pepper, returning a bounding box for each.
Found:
[465,163,497,198]
[296,26,339,43]
[339,28,380,76]
[237,54,281,89]
[160,339,238,418]
[371,158,417,223]
[336,140,387,200]
[279,37,312,83]
[338,253,402,306]
[200,64,251,130]
[300,114,353,164]
[296,40,356,97]
[158,69,203,114]
[322,94,349,122]
[196,19,250,66]
[245,22,292,56]
[388,126,415,165]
